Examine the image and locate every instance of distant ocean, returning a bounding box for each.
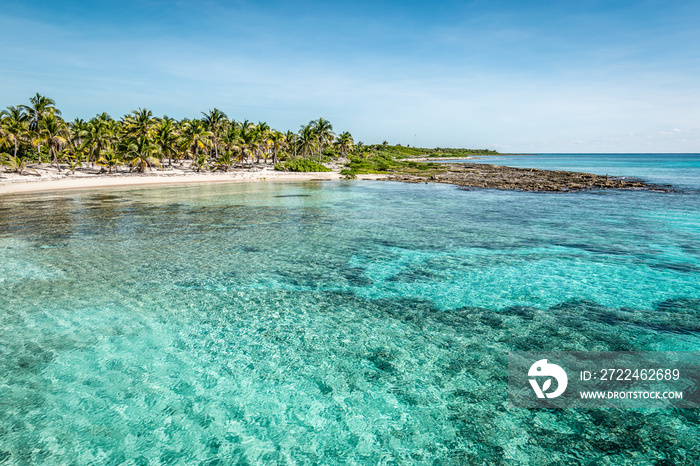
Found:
[466,152,700,191]
[1,153,698,463]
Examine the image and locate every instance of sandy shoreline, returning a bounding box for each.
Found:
[0,165,386,195]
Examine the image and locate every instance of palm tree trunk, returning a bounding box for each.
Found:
[52,147,61,172]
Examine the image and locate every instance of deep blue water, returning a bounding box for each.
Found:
[0,154,699,464]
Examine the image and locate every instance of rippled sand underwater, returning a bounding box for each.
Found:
[1,171,699,463]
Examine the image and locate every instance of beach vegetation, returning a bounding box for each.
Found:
[65,156,82,174]
[2,153,37,176]
[97,150,122,174]
[274,159,332,172]
[1,94,498,177]
[125,137,161,173]
[0,106,28,158]
[201,108,227,159]
[35,114,69,170]
[154,117,179,167]
[342,153,448,177]
[312,118,335,163]
[191,153,210,172]
[335,131,354,158]
[214,151,236,172]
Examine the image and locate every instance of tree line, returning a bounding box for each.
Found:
[0,93,357,175]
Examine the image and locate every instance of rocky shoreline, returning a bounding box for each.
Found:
[383,163,671,192]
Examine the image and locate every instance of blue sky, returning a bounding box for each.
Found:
[1,0,699,152]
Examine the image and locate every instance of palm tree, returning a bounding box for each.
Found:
[240,119,253,131]
[21,94,61,162]
[236,142,253,165]
[2,153,37,176]
[36,114,69,170]
[69,118,89,152]
[268,130,285,165]
[21,93,60,133]
[284,130,298,158]
[180,119,212,163]
[335,131,354,158]
[65,156,82,174]
[191,153,210,172]
[0,106,28,158]
[125,137,161,173]
[2,96,364,177]
[238,122,258,165]
[123,108,154,140]
[97,149,122,174]
[202,108,228,159]
[298,123,318,159]
[214,151,236,172]
[154,117,179,166]
[254,121,271,163]
[221,126,243,161]
[312,117,335,162]
[83,117,113,167]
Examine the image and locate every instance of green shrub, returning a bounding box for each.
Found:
[343,154,401,174]
[275,159,332,172]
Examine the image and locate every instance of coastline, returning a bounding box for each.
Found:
[0,166,386,195]
[1,157,674,195]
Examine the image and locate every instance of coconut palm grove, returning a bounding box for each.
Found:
[1,93,356,175]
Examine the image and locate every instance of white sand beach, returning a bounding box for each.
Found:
[0,164,385,194]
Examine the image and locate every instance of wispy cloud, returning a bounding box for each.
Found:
[1,1,699,152]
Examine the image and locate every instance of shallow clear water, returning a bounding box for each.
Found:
[1,155,699,464]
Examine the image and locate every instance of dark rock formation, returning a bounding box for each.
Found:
[384,163,671,192]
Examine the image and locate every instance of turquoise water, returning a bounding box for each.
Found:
[1,154,699,464]
[446,152,700,191]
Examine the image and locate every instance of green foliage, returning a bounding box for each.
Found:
[191,153,209,172]
[97,150,122,174]
[343,153,449,176]
[66,158,82,174]
[274,158,331,172]
[4,93,501,180]
[343,144,499,178]
[342,154,397,176]
[368,144,498,159]
[340,168,357,179]
[2,153,37,175]
[425,147,499,157]
[214,151,235,171]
